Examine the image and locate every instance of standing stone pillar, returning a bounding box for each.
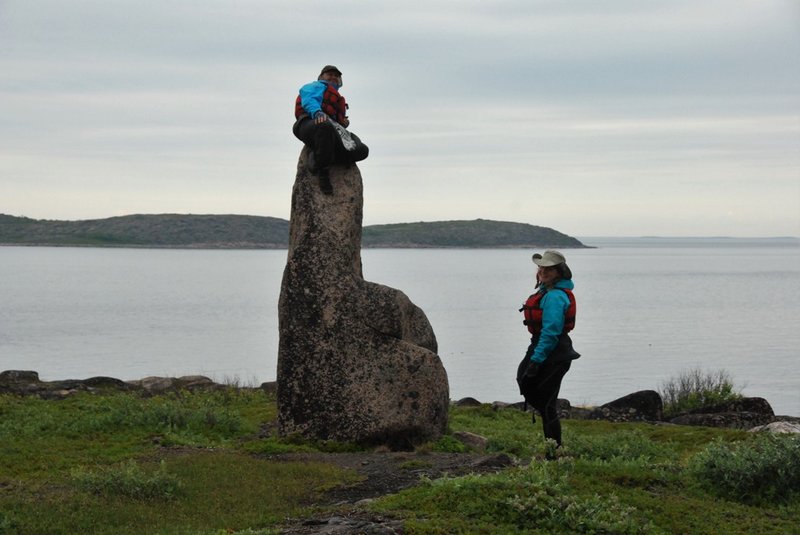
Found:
[277,148,449,448]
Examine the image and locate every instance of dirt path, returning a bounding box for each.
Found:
[270,451,516,534]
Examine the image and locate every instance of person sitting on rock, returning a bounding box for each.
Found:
[292,65,369,194]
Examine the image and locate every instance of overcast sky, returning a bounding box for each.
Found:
[1,1,798,237]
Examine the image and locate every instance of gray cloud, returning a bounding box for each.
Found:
[1,0,798,236]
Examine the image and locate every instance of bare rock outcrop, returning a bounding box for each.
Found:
[0,370,136,399]
[668,397,775,429]
[277,149,449,448]
[0,370,226,399]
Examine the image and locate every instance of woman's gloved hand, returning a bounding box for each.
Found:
[524,361,540,380]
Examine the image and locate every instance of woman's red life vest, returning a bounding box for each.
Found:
[520,288,576,335]
[294,84,348,123]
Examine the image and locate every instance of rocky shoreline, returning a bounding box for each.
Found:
[2,370,798,434]
[0,370,277,398]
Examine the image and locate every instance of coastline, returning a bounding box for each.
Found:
[3,370,798,424]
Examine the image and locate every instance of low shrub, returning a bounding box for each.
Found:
[376,463,655,534]
[429,434,467,453]
[659,367,742,417]
[142,393,244,443]
[564,429,678,464]
[71,459,182,500]
[689,433,800,504]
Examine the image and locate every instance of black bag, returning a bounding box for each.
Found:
[552,333,581,362]
[516,354,532,398]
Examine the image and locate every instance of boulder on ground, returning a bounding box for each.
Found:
[83,376,131,389]
[453,431,489,452]
[749,421,800,434]
[684,397,774,417]
[668,397,775,429]
[0,370,39,383]
[176,375,216,390]
[669,412,773,429]
[588,390,663,422]
[129,376,176,394]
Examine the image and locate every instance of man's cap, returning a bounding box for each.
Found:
[532,250,566,267]
[319,65,342,76]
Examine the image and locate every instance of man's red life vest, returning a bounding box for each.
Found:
[520,288,576,335]
[294,83,348,123]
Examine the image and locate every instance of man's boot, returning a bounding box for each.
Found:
[318,168,333,195]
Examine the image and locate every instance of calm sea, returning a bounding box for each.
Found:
[1,240,798,416]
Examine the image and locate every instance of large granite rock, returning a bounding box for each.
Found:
[277,149,449,448]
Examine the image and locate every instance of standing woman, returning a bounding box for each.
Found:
[517,250,580,456]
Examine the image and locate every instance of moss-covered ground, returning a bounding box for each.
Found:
[0,389,796,534]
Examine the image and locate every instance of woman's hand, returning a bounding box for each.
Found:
[524,361,540,380]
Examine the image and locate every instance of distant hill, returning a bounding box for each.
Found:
[361,219,584,248]
[0,214,289,248]
[0,214,586,249]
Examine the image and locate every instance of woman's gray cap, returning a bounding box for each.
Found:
[532,250,566,267]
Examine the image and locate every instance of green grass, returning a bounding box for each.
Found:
[71,459,182,500]
[0,388,357,534]
[1,390,797,534]
[3,452,355,535]
[374,405,798,534]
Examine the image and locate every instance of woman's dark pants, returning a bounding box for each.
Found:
[517,356,572,446]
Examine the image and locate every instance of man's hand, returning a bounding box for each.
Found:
[524,361,540,380]
[314,111,329,124]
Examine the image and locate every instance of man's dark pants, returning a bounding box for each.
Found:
[293,117,369,169]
